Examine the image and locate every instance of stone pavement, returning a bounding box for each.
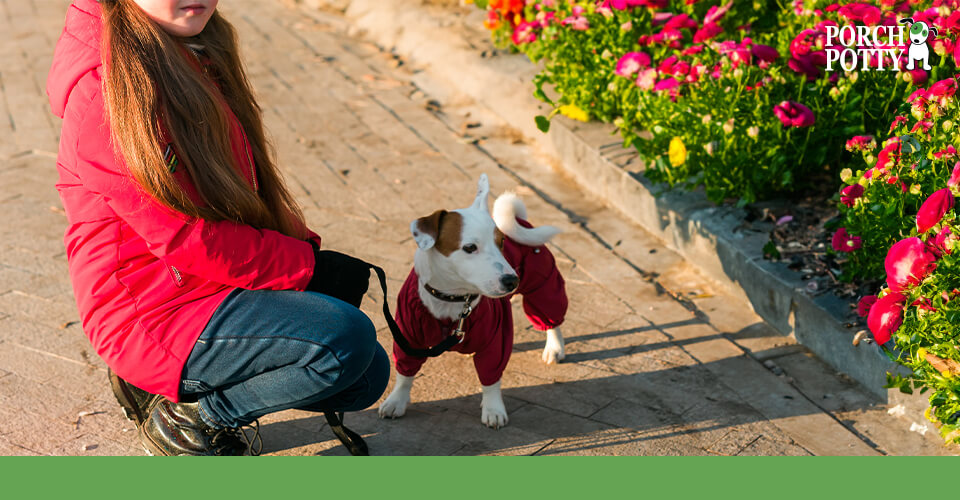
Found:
[0,0,953,455]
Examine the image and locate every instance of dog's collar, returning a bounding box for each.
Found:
[424,283,479,304]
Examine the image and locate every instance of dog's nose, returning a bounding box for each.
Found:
[500,274,519,292]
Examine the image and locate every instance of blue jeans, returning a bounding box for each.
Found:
[180,289,390,429]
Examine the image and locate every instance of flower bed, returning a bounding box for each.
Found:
[476,0,960,205]
[473,0,960,443]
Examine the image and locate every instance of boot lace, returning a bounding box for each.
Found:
[209,419,262,456]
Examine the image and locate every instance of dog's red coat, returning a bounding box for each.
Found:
[393,221,568,386]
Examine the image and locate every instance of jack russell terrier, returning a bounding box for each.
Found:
[378,174,568,428]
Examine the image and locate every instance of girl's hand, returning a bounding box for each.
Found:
[306,241,371,307]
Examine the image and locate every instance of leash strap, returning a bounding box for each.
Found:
[324,411,368,456]
[371,265,464,358]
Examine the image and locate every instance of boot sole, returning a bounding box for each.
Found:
[108,369,148,425]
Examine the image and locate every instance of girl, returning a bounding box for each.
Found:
[47,0,388,455]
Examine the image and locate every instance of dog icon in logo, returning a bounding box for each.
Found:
[900,18,937,71]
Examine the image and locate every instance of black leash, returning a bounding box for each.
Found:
[371,265,472,358]
[321,264,469,456]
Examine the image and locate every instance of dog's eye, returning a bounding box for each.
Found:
[462,244,478,254]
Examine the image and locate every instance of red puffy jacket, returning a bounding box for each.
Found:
[47,0,318,400]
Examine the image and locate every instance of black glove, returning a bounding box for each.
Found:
[306,240,370,308]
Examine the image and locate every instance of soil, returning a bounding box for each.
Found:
[743,169,882,326]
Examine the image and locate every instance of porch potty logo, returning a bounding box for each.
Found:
[825,18,938,72]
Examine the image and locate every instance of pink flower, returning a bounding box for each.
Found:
[615,52,651,78]
[885,237,937,292]
[934,145,957,160]
[845,135,876,152]
[750,44,780,64]
[857,295,878,317]
[840,184,865,207]
[838,3,882,25]
[906,69,929,86]
[636,68,657,90]
[876,139,902,169]
[653,77,680,92]
[511,21,538,45]
[867,292,905,344]
[773,101,815,128]
[788,51,828,81]
[928,226,955,257]
[832,228,862,252]
[916,188,955,233]
[929,78,958,99]
[693,22,724,43]
[949,162,960,188]
[562,14,590,31]
[664,13,698,31]
[888,115,908,133]
[704,1,733,24]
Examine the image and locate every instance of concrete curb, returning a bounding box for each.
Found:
[300,0,901,399]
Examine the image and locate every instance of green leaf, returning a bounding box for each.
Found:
[535,115,551,133]
[762,240,781,260]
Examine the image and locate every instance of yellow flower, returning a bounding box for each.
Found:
[669,137,687,167]
[917,347,928,359]
[558,104,589,122]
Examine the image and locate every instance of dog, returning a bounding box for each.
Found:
[378,174,568,428]
[901,18,936,71]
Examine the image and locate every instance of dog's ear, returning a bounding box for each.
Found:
[472,173,490,213]
[411,210,446,250]
[930,26,939,38]
[899,17,913,25]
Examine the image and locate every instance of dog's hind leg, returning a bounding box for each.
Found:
[542,327,565,364]
[378,373,414,419]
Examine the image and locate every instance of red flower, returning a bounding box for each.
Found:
[876,139,902,169]
[867,292,905,344]
[750,44,780,63]
[840,184,865,207]
[663,14,697,31]
[916,188,955,233]
[832,227,862,252]
[889,115,908,133]
[857,295,878,317]
[845,135,876,152]
[949,162,960,188]
[885,237,937,292]
[693,22,723,43]
[773,101,815,128]
[704,1,733,24]
[928,226,955,257]
[838,3,882,25]
[653,77,680,92]
[929,78,957,100]
[933,145,957,160]
[615,52,652,78]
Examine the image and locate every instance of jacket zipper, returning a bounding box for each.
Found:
[168,265,184,288]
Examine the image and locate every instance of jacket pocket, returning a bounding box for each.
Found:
[167,265,184,288]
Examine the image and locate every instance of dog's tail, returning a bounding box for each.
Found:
[493,192,562,246]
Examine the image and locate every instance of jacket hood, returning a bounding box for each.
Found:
[47,0,103,118]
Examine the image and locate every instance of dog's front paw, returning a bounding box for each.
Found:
[378,389,410,419]
[480,381,508,429]
[481,400,509,429]
[541,328,565,364]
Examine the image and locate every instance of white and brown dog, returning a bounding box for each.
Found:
[378,174,568,428]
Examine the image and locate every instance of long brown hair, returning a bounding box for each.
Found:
[100,0,306,238]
